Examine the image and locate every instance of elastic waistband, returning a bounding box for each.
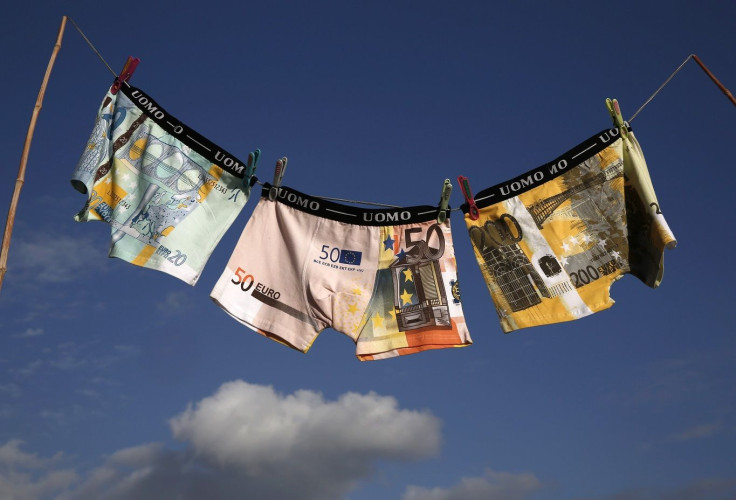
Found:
[462,126,630,212]
[119,83,250,178]
[261,183,448,226]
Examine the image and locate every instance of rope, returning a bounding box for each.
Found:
[66,20,734,128]
[629,54,693,122]
[66,22,733,208]
[67,17,117,78]
[309,196,402,208]
[629,53,735,122]
[253,179,403,208]
[66,19,406,210]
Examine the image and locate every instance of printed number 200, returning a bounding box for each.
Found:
[231,267,254,292]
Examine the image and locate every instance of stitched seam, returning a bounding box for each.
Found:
[301,215,327,333]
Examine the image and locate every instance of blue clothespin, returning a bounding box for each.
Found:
[605,98,628,137]
[457,175,479,221]
[437,179,452,224]
[110,56,140,95]
[268,157,288,201]
[242,149,261,197]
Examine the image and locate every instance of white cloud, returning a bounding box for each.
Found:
[11,359,43,377]
[113,345,140,356]
[155,290,194,313]
[0,440,49,468]
[107,442,165,467]
[579,477,736,500]
[0,468,78,500]
[4,381,442,500]
[0,440,77,500]
[15,327,44,338]
[33,341,138,375]
[604,356,716,410]
[402,468,544,500]
[666,423,723,442]
[0,406,16,419]
[38,404,106,428]
[169,380,441,469]
[49,355,87,371]
[10,232,107,284]
[661,478,736,499]
[0,382,21,398]
[75,389,100,399]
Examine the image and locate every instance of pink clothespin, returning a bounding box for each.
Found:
[110,56,140,95]
[457,175,479,221]
[605,98,628,137]
[268,157,288,201]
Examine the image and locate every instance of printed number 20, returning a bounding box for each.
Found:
[167,250,187,266]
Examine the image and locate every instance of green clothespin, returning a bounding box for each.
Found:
[437,179,452,224]
[605,98,628,137]
[242,149,261,197]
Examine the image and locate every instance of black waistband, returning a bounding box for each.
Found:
[261,183,448,226]
[461,126,630,212]
[118,83,250,178]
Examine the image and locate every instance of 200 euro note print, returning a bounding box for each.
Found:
[461,127,676,332]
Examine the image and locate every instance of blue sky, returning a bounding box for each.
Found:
[1,1,735,499]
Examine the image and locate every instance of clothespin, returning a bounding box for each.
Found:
[457,175,479,221]
[437,179,452,224]
[110,56,140,95]
[242,149,261,196]
[605,98,628,137]
[268,157,288,201]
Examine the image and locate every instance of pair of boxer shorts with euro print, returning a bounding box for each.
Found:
[210,183,472,361]
[460,126,676,333]
[71,83,256,285]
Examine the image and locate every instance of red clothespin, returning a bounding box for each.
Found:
[110,56,140,95]
[457,175,479,220]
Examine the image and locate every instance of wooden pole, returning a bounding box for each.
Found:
[692,54,736,107]
[0,16,68,295]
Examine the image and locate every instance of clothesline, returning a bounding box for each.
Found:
[255,182,405,208]
[0,15,694,354]
[67,18,117,78]
[629,53,736,122]
[65,16,733,211]
[67,74,677,359]
[68,18,406,209]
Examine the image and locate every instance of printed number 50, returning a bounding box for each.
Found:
[319,245,342,262]
[404,224,445,263]
[231,267,254,292]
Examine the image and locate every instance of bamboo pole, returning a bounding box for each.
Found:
[0,16,68,295]
[692,54,736,107]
